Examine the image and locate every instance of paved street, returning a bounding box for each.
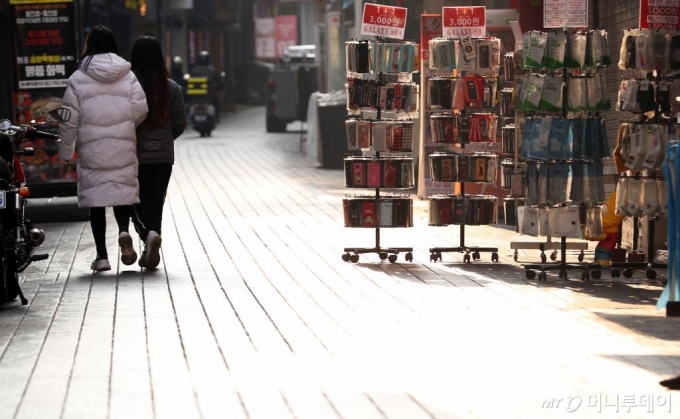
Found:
[1,106,679,418]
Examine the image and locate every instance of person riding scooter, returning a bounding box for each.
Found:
[191,51,222,123]
[185,75,216,137]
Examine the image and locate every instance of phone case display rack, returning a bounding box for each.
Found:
[607,27,680,279]
[341,39,419,263]
[425,36,502,263]
[500,53,587,263]
[512,29,613,281]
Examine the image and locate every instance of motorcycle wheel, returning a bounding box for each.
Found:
[0,254,19,305]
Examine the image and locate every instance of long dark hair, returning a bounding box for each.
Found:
[78,25,120,71]
[130,36,169,128]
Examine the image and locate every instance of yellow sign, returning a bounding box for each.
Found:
[186,77,208,95]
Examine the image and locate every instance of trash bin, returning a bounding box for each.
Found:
[317,103,348,169]
[317,91,352,169]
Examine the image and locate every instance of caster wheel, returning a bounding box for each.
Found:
[430,253,437,262]
[538,272,547,281]
[559,269,568,279]
[646,269,657,279]
[611,268,620,278]
[591,269,601,280]
[436,252,442,261]
[491,252,499,262]
[379,252,388,260]
[513,251,518,262]
[405,252,413,262]
[342,253,350,262]
[541,253,547,263]
[388,254,397,263]
[472,251,480,260]
[578,252,584,262]
[623,268,634,278]
[550,251,558,261]
[463,254,471,263]
[581,271,590,281]
[350,255,359,263]
[525,269,536,280]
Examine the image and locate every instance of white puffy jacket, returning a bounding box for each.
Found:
[58,53,148,208]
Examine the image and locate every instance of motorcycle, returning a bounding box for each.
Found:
[185,75,216,137]
[0,107,71,306]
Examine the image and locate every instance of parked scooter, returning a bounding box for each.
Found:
[185,76,216,137]
[0,107,71,306]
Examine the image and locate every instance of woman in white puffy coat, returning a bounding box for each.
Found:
[58,25,148,272]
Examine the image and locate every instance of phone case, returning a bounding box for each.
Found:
[467,80,479,102]
[401,162,412,187]
[357,122,370,148]
[441,158,453,181]
[475,157,488,182]
[438,199,450,224]
[379,201,393,226]
[458,155,469,182]
[478,44,490,68]
[440,80,452,109]
[353,162,365,187]
[385,87,396,110]
[362,202,376,227]
[343,200,350,227]
[367,161,381,187]
[383,160,397,187]
[355,42,368,73]
[344,160,353,186]
[452,198,465,225]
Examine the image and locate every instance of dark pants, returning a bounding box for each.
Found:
[90,206,132,258]
[131,163,173,242]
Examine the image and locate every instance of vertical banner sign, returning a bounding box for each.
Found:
[10,0,77,90]
[361,3,408,40]
[640,0,680,30]
[543,0,588,28]
[255,18,275,60]
[10,0,78,185]
[275,15,298,59]
[442,7,486,38]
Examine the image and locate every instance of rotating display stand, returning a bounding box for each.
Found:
[606,26,677,279]
[423,36,501,263]
[514,28,612,281]
[341,38,419,263]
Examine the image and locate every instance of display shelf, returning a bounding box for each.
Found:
[423,36,503,263]
[341,38,419,263]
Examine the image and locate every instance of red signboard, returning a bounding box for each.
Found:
[275,15,298,59]
[442,6,486,38]
[639,0,680,30]
[361,3,408,40]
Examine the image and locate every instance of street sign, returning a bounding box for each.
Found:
[361,3,408,40]
[442,6,486,38]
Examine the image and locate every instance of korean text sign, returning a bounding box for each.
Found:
[361,3,408,40]
[442,6,486,38]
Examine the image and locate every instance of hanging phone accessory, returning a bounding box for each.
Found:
[625,178,644,217]
[584,206,606,241]
[625,124,647,171]
[615,177,630,216]
[641,177,660,217]
[642,124,663,170]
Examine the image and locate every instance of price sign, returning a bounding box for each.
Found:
[442,6,486,38]
[361,3,408,40]
[639,0,680,30]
